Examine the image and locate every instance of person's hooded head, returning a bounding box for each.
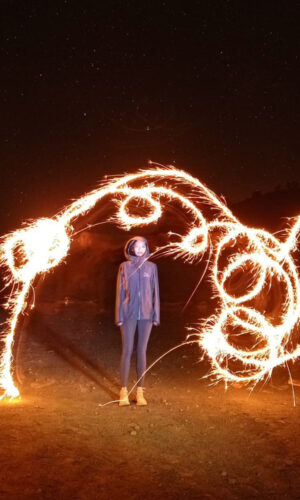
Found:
[124,236,150,264]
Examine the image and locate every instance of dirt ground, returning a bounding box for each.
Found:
[1,306,300,500]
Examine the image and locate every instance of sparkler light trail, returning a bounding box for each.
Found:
[0,164,299,399]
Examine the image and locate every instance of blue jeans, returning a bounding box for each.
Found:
[120,319,153,387]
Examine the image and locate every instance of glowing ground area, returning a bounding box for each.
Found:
[0,311,300,499]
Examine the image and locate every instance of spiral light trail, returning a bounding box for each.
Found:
[0,165,299,399]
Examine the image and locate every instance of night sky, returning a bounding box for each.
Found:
[1,1,299,233]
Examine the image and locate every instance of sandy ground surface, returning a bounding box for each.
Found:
[0,306,300,500]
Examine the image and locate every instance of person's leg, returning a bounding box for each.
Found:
[120,319,137,387]
[136,320,153,387]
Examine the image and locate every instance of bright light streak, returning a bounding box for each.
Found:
[0,164,299,399]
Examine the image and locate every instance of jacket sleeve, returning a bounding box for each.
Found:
[152,264,160,324]
[115,263,125,324]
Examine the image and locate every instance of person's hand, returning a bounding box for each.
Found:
[153,321,158,326]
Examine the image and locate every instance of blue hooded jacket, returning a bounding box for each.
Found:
[115,236,160,325]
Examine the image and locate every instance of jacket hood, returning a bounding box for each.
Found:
[124,236,150,261]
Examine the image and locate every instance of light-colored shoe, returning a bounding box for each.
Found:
[136,386,147,406]
[119,387,130,406]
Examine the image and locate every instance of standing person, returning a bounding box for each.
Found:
[115,236,160,406]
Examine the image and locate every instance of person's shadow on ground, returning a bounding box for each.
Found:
[15,310,120,400]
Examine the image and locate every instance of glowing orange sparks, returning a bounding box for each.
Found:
[0,165,299,400]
